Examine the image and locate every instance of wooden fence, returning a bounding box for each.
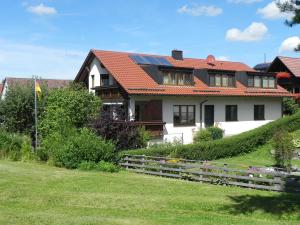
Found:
[120,155,300,192]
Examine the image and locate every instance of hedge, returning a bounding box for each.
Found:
[121,111,300,160]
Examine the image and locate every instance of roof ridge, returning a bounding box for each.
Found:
[92,49,250,65]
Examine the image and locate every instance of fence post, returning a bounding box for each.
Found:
[125,155,129,170]
[274,175,282,191]
[142,155,145,172]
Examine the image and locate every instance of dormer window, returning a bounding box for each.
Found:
[209,74,235,87]
[248,75,276,88]
[163,71,193,86]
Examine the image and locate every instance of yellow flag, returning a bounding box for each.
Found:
[35,81,42,97]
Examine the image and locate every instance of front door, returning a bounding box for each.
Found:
[204,105,214,127]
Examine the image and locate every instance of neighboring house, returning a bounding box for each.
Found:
[0,83,3,96]
[254,56,300,98]
[1,77,72,99]
[75,49,291,144]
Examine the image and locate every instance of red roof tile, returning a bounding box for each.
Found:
[85,50,291,97]
[277,56,300,77]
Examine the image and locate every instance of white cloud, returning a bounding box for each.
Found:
[177,4,223,16]
[228,0,262,4]
[257,1,294,20]
[216,56,230,61]
[27,3,57,16]
[225,22,268,42]
[279,36,300,52]
[0,39,85,79]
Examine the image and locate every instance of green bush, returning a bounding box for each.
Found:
[0,130,26,160]
[207,127,224,140]
[283,97,298,115]
[193,127,224,143]
[21,136,35,161]
[41,128,116,169]
[193,129,212,143]
[95,161,120,172]
[121,111,300,160]
[272,131,294,170]
[78,161,97,170]
[79,161,119,172]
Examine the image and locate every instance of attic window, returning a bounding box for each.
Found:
[209,74,235,87]
[248,75,276,88]
[162,71,193,86]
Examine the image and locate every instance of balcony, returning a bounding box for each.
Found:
[133,121,165,137]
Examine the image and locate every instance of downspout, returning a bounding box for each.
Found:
[200,100,208,130]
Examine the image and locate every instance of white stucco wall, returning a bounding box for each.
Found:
[129,95,283,144]
[1,81,8,100]
[88,58,114,93]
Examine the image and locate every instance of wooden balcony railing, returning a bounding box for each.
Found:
[133,121,165,138]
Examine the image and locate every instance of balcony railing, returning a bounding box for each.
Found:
[133,121,165,138]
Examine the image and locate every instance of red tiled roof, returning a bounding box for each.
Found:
[5,77,72,89]
[277,56,300,77]
[82,50,291,97]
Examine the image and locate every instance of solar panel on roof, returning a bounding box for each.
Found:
[157,57,173,66]
[129,54,173,66]
[130,54,149,64]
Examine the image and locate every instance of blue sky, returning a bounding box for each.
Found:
[0,0,299,80]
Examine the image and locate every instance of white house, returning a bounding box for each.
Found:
[75,49,292,144]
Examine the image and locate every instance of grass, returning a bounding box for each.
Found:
[0,160,300,225]
[214,129,300,169]
[214,143,300,169]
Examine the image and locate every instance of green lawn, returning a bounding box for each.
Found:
[0,161,299,225]
[214,143,300,169]
[214,129,300,169]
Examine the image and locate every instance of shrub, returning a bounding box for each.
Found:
[78,161,97,171]
[0,130,25,160]
[0,81,41,135]
[91,107,151,151]
[193,129,212,143]
[41,128,116,169]
[78,161,119,172]
[193,127,224,143]
[207,127,224,140]
[95,161,120,173]
[283,97,298,115]
[39,83,101,138]
[121,111,300,160]
[21,136,35,161]
[272,131,294,170]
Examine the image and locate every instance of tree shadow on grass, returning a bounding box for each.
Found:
[223,175,300,218]
[224,193,300,218]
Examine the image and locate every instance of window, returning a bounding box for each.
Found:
[254,76,261,87]
[262,76,269,88]
[101,74,109,86]
[248,76,254,87]
[173,105,195,126]
[215,74,221,86]
[209,74,235,87]
[248,75,276,88]
[222,75,229,87]
[269,77,275,88]
[209,75,215,86]
[163,71,193,86]
[254,105,265,121]
[226,105,238,122]
[91,75,95,88]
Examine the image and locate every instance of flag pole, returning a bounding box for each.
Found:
[34,76,38,151]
